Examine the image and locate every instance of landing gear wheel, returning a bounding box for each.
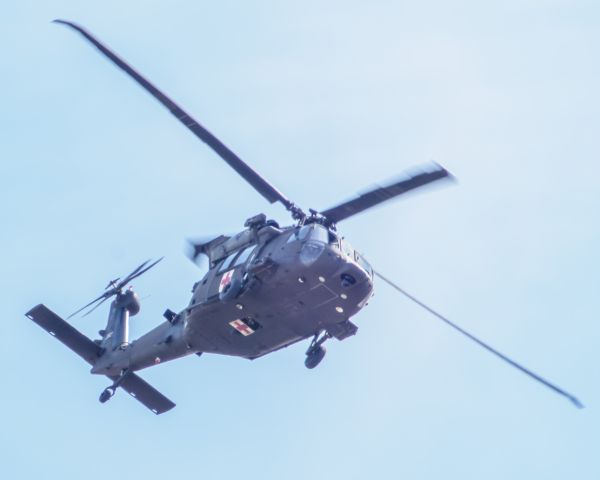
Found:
[99,387,115,403]
[305,345,326,369]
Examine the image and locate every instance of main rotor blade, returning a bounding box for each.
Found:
[54,20,297,211]
[375,271,584,409]
[320,163,452,224]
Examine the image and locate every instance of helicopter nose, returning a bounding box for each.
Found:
[333,263,373,314]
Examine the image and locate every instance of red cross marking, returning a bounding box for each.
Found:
[231,319,254,336]
[219,270,234,292]
[237,323,253,335]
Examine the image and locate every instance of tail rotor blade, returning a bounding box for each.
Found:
[119,257,163,287]
[116,259,152,287]
[67,292,110,319]
[68,258,163,319]
[81,296,111,318]
[375,271,584,409]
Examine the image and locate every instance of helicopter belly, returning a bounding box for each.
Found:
[184,244,373,359]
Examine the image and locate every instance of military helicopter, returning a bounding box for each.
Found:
[26,20,583,415]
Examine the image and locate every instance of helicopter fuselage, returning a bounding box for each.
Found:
[91,221,374,376]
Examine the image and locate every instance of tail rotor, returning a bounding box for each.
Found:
[67,258,163,319]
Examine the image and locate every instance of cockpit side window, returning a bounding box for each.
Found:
[355,251,372,275]
[308,225,329,243]
[286,229,298,243]
[341,239,354,258]
[287,225,311,243]
[328,230,339,245]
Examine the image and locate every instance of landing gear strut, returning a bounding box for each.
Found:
[99,369,130,404]
[305,331,331,369]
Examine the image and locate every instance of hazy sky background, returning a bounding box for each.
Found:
[2,1,599,479]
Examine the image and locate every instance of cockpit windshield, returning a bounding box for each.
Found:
[308,224,329,243]
[287,224,337,245]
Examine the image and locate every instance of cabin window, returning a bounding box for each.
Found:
[234,245,255,267]
[218,252,237,273]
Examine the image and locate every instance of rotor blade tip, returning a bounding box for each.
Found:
[375,270,583,410]
[431,162,456,181]
[53,19,83,32]
[439,166,457,184]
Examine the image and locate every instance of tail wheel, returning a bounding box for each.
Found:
[99,387,115,403]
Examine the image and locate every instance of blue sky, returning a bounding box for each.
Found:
[2,1,599,479]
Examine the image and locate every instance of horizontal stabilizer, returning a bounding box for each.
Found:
[109,373,176,415]
[26,304,176,414]
[26,304,101,365]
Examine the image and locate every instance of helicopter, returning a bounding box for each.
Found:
[26,20,583,415]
